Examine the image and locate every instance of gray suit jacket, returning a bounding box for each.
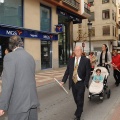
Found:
[0,47,39,114]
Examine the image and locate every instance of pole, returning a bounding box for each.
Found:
[89,29,91,53]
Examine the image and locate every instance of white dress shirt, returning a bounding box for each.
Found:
[74,57,82,81]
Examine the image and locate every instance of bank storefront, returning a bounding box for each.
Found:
[0,0,58,72]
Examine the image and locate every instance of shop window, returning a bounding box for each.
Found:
[102,9,110,19]
[40,5,51,32]
[102,0,109,4]
[88,12,94,21]
[103,26,110,36]
[0,0,22,27]
[88,0,94,6]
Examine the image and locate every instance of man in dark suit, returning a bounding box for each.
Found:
[0,35,39,120]
[61,46,91,120]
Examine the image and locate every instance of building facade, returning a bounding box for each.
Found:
[0,0,90,72]
[75,0,117,54]
[115,2,120,52]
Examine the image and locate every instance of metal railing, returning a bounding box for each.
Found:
[62,0,80,10]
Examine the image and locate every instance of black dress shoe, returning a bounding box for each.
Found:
[116,83,119,87]
[74,117,80,120]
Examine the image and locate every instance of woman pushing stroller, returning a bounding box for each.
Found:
[97,44,112,73]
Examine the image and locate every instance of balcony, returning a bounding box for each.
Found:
[62,0,80,10]
[81,2,91,18]
[84,2,90,14]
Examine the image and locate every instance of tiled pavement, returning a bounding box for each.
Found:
[0,67,66,92]
[35,67,66,87]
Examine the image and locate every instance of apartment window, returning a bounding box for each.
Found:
[40,5,51,32]
[102,9,110,19]
[115,27,116,37]
[114,12,116,22]
[113,26,114,36]
[119,9,120,14]
[112,10,114,20]
[103,26,110,36]
[88,12,94,21]
[119,35,120,40]
[102,0,109,4]
[88,0,94,6]
[91,27,95,37]
[112,0,116,4]
[0,0,23,27]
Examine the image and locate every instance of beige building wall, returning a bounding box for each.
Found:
[24,0,59,71]
[79,0,117,52]
[24,0,41,71]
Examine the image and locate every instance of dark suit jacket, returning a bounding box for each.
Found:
[62,56,91,89]
[0,48,39,114]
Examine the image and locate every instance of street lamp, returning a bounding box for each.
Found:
[87,21,92,53]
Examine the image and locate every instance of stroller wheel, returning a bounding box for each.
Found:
[88,95,91,101]
[107,89,111,99]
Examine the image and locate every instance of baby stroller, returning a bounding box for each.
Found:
[88,66,111,101]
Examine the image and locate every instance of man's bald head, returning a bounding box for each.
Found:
[74,46,82,58]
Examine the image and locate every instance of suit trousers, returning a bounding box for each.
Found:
[113,69,120,84]
[8,108,38,120]
[72,81,85,117]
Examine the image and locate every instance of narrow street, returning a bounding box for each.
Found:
[37,71,120,120]
[1,69,120,120]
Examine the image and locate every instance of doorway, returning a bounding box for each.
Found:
[41,41,52,69]
[58,15,71,67]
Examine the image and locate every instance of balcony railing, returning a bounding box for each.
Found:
[84,2,90,14]
[62,0,80,10]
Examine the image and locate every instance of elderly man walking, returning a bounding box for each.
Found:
[61,46,91,120]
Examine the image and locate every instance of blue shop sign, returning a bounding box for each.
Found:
[55,24,64,33]
[0,24,58,40]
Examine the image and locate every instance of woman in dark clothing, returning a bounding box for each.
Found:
[97,44,111,72]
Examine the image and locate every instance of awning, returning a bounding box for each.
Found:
[0,24,58,40]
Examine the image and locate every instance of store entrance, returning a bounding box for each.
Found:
[41,41,52,69]
[0,36,9,74]
[58,15,71,67]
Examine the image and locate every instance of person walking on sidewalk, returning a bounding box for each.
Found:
[60,46,91,120]
[0,35,39,120]
[111,50,120,86]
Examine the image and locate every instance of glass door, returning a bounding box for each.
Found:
[41,41,52,69]
[58,15,70,67]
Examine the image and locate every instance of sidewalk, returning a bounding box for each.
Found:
[35,67,66,87]
[0,67,66,92]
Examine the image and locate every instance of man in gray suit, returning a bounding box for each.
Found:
[0,35,40,120]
